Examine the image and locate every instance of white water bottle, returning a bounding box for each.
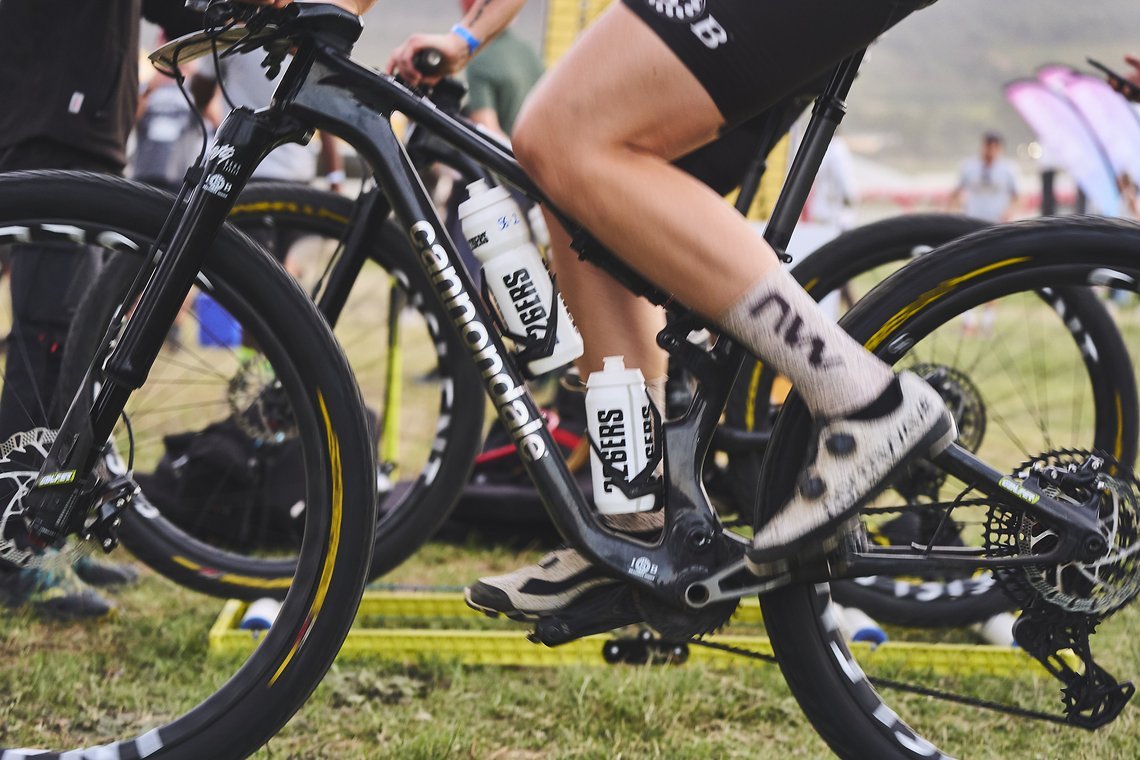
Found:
[585,356,656,514]
[240,598,282,632]
[971,612,1018,647]
[831,603,888,646]
[458,179,583,375]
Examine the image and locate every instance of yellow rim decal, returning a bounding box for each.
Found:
[744,361,763,432]
[171,556,293,589]
[864,257,1031,352]
[1115,392,1124,460]
[270,391,344,687]
[230,201,351,226]
[803,277,820,294]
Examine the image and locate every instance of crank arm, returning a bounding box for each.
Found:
[681,557,823,608]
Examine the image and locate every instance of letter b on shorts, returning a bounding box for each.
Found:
[691,15,727,49]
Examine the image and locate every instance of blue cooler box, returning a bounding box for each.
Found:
[196,292,242,348]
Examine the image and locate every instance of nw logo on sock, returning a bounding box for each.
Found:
[750,293,842,369]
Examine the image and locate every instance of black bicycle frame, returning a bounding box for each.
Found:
[22,8,1108,610]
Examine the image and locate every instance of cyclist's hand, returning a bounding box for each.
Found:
[387,32,468,87]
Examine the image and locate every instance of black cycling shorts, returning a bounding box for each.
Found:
[621,0,935,125]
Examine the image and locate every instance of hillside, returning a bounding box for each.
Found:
[846,0,1140,168]
[160,1,1134,170]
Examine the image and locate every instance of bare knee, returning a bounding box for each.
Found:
[511,107,579,204]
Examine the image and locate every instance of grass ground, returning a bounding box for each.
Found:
[4,245,1140,757]
[2,539,1138,758]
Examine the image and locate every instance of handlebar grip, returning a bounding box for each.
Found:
[412,48,445,78]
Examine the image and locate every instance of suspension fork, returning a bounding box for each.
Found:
[23,107,301,543]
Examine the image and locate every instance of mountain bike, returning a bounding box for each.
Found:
[85,176,1135,632]
[2,3,1138,756]
[53,89,1138,631]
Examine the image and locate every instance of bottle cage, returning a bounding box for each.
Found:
[479,272,564,377]
[585,400,664,501]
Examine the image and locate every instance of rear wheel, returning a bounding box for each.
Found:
[759,217,1140,758]
[726,213,1138,626]
[0,170,377,756]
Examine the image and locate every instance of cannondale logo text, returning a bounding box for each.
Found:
[647,0,705,22]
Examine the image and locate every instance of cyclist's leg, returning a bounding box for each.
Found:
[470,1,947,618]
[546,215,667,379]
[511,2,950,561]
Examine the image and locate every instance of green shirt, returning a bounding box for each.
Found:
[465,30,544,135]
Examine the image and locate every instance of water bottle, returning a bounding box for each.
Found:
[458,179,583,375]
[526,203,551,249]
[971,612,1018,647]
[240,598,282,632]
[585,356,656,514]
[831,603,888,646]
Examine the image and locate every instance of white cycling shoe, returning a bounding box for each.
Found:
[748,371,957,572]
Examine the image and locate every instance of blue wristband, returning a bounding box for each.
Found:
[451,24,481,56]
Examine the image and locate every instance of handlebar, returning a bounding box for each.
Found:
[412,48,446,78]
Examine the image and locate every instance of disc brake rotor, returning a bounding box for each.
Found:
[893,362,985,501]
[0,428,93,569]
[227,355,297,444]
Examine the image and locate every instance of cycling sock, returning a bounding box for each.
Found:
[717,267,892,418]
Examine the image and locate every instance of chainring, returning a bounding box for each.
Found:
[985,449,1140,618]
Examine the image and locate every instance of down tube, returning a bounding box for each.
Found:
[378,135,602,536]
[287,99,592,535]
[287,86,702,590]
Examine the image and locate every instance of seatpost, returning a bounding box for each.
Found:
[763,50,865,258]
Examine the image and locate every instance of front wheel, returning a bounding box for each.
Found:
[64,183,484,598]
[759,216,1140,758]
[0,171,377,756]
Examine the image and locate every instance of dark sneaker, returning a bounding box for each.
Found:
[74,554,140,587]
[0,561,114,619]
[748,372,957,571]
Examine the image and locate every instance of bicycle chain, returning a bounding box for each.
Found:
[687,637,1073,726]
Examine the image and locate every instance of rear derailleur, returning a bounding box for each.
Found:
[1015,601,1135,729]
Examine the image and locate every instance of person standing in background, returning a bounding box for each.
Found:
[460,0,544,139]
[1119,54,1140,94]
[806,136,857,232]
[442,0,546,278]
[949,131,1019,223]
[949,132,1018,336]
[0,0,201,618]
[131,63,205,191]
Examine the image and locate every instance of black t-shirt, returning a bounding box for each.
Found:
[0,0,202,170]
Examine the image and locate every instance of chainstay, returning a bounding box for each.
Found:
[688,637,1072,726]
